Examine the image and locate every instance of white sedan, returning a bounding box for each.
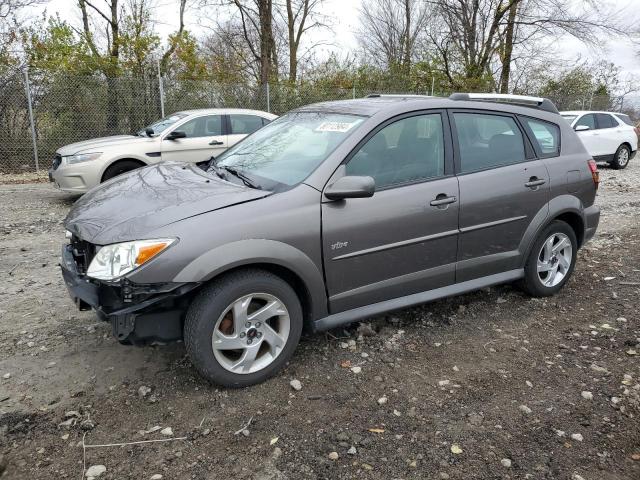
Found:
[49,108,277,194]
[561,110,638,169]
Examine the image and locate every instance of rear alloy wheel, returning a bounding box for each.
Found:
[184,269,302,387]
[610,144,630,170]
[520,220,577,297]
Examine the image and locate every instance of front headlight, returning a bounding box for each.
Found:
[66,152,102,165]
[87,238,176,280]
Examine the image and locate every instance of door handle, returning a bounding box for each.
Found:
[525,177,546,188]
[209,140,224,145]
[430,195,457,207]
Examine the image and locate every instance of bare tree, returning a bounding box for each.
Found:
[1,0,43,62]
[281,0,326,83]
[357,0,430,73]
[160,0,188,74]
[429,0,630,92]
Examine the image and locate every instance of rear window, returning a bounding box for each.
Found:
[615,114,634,126]
[522,118,560,157]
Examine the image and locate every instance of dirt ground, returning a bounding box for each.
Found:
[0,162,639,480]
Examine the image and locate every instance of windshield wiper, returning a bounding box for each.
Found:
[220,166,261,189]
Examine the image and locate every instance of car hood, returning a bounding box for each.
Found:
[64,162,271,244]
[57,135,156,156]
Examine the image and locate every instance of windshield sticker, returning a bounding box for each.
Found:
[315,121,358,133]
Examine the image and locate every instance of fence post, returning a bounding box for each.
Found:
[23,68,39,172]
[266,82,271,113]
[156,59,165,117]
[352,84,356,99]
[431,77,435,96]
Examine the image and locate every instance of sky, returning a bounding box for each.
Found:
[31,0,640,82]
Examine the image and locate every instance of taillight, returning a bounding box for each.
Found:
[587,159,599,189]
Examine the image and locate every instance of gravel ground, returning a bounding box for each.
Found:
[0,162,639,479]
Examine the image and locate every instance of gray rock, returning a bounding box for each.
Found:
[290,379,302,391]
[519,405,532,415]
[501,458,512,468]
[85,465,106,478]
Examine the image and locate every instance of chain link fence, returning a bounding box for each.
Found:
[0,67,632,173]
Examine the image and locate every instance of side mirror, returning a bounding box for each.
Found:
[166,130,187,140]
[575,125,590,132]
[145,127,154,137]
[324,176,375,200]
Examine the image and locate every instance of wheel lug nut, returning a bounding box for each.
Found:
[257,332,263,338]
[245,322,251,328]
[255,322,262,328]
[247,339,253,345]
[239,332,246,338]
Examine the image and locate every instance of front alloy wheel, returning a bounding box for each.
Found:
[184,269,302,387]
[212,293,291,374]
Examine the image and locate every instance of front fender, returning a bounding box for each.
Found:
[172,239,328,319]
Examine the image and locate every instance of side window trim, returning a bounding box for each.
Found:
[518,115,561,159]
[338,109,454,191]
[448,109,536,176]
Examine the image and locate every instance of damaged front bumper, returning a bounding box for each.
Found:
[60,244,199,344]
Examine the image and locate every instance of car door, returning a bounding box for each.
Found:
[451,111,550,282]
[573,113,602,157]
[227,114,270,149]
[595,113,622,157]
[322,111,459,313]
[161,114,227,163]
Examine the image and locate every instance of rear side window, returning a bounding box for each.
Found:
[575,114,596,130]
[176,115,223,138]
[453,113,525,173]
[230,114,265,135]
[522,118,560,157]
[596,113,617,129]
[615,114,634,126]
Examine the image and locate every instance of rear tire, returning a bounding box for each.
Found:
[610,144,630,170]
[184,269,303,388]
[519,220,577,297]
[101,160,145,182]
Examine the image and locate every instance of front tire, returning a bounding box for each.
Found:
[520,220,577,297]
[184,269,303,388]
[610,144,631,170]
[101,160,145,182]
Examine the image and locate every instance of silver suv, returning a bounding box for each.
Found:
[60,94,600,387]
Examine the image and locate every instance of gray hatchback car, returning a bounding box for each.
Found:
[60,93,600,387]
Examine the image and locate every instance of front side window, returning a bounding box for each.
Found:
[176,115,223,138]
[214,112,365,188]
[453,113,525,173]
[230,114,266,135]
[523,118,560,157]
[575,114,596,130]
[346,114,445,189]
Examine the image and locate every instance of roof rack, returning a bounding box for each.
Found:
[448,93,559,114]
[365,93,433,99]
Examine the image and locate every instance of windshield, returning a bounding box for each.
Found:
[137,113,188,136]
[214,112,366,188]
[561,114,578,124]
